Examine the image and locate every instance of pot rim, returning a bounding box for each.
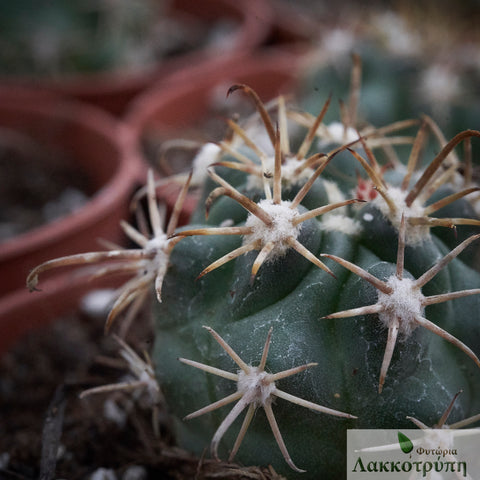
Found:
[0,96,141,260]
[0,0,273,107]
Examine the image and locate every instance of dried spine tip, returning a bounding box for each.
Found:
[179,326,355,472]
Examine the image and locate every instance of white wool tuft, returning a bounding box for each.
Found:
[422,428,455,451]
[192,143,221,184]
[144,233,169,275]
[237,367,276,407]
[280,156,315,185]
[321,215,362,235]
[372,11,420,56]
[246,155,313,191]
[243,124,275,156]
[145,232,168,252]
[372,185,430,245]
[323,179,346,205]
[318,122,358,147]
[244,200,301,256]
[321,28,355,58]
[419,66,461,105]
[377,276,425,335]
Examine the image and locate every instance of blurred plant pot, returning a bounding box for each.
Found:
[124,49,302,222]
[0,0,272,116]
[0,273,125,357]
[265,1,321,49]
[0,91,142,303]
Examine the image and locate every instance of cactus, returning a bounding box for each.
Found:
[151,85,480,478]
[27,79,480,477]
[300,44,480,161]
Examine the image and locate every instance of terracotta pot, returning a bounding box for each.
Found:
[265,2,320,48]
[0,0,272,116]
[125,49,302,221]
[0,92,141,299]
[0,273,125,356]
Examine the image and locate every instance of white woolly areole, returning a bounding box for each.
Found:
[321,215,362,235]
[422,428,455,451]
[317,121,359,147]
[319,181,361,234]
[146,232,168,253]
[419,65,461,105]
[243,200,301,256]
[377,276,425,336]
[281,156,315,185]
[139,370,161,403]
[145,233,169,272]
[246,155,314,191]
[192,142,221,184]
[322,28,355,58]
[118,344,161,404]
[323,179,346,205]
[372,11,420,56]
[372,185,430,245]
[237,367,276,407]
[243,124,275,156]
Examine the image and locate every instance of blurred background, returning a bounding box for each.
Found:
[1,1,480,479]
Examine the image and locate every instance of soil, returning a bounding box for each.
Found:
[0,296,285,480]
[0,127,92,243]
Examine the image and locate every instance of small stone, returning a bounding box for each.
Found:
[89,468,117,480]
[122,465,148,480]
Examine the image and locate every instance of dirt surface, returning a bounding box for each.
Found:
[0,307,157,479]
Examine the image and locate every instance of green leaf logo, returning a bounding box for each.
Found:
[398,432,413,454]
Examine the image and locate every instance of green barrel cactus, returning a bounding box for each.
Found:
[299,44,480,162]
[27,82,480,478]
[152,85,480,478]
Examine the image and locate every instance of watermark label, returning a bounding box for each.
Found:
[347,429,480,479]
